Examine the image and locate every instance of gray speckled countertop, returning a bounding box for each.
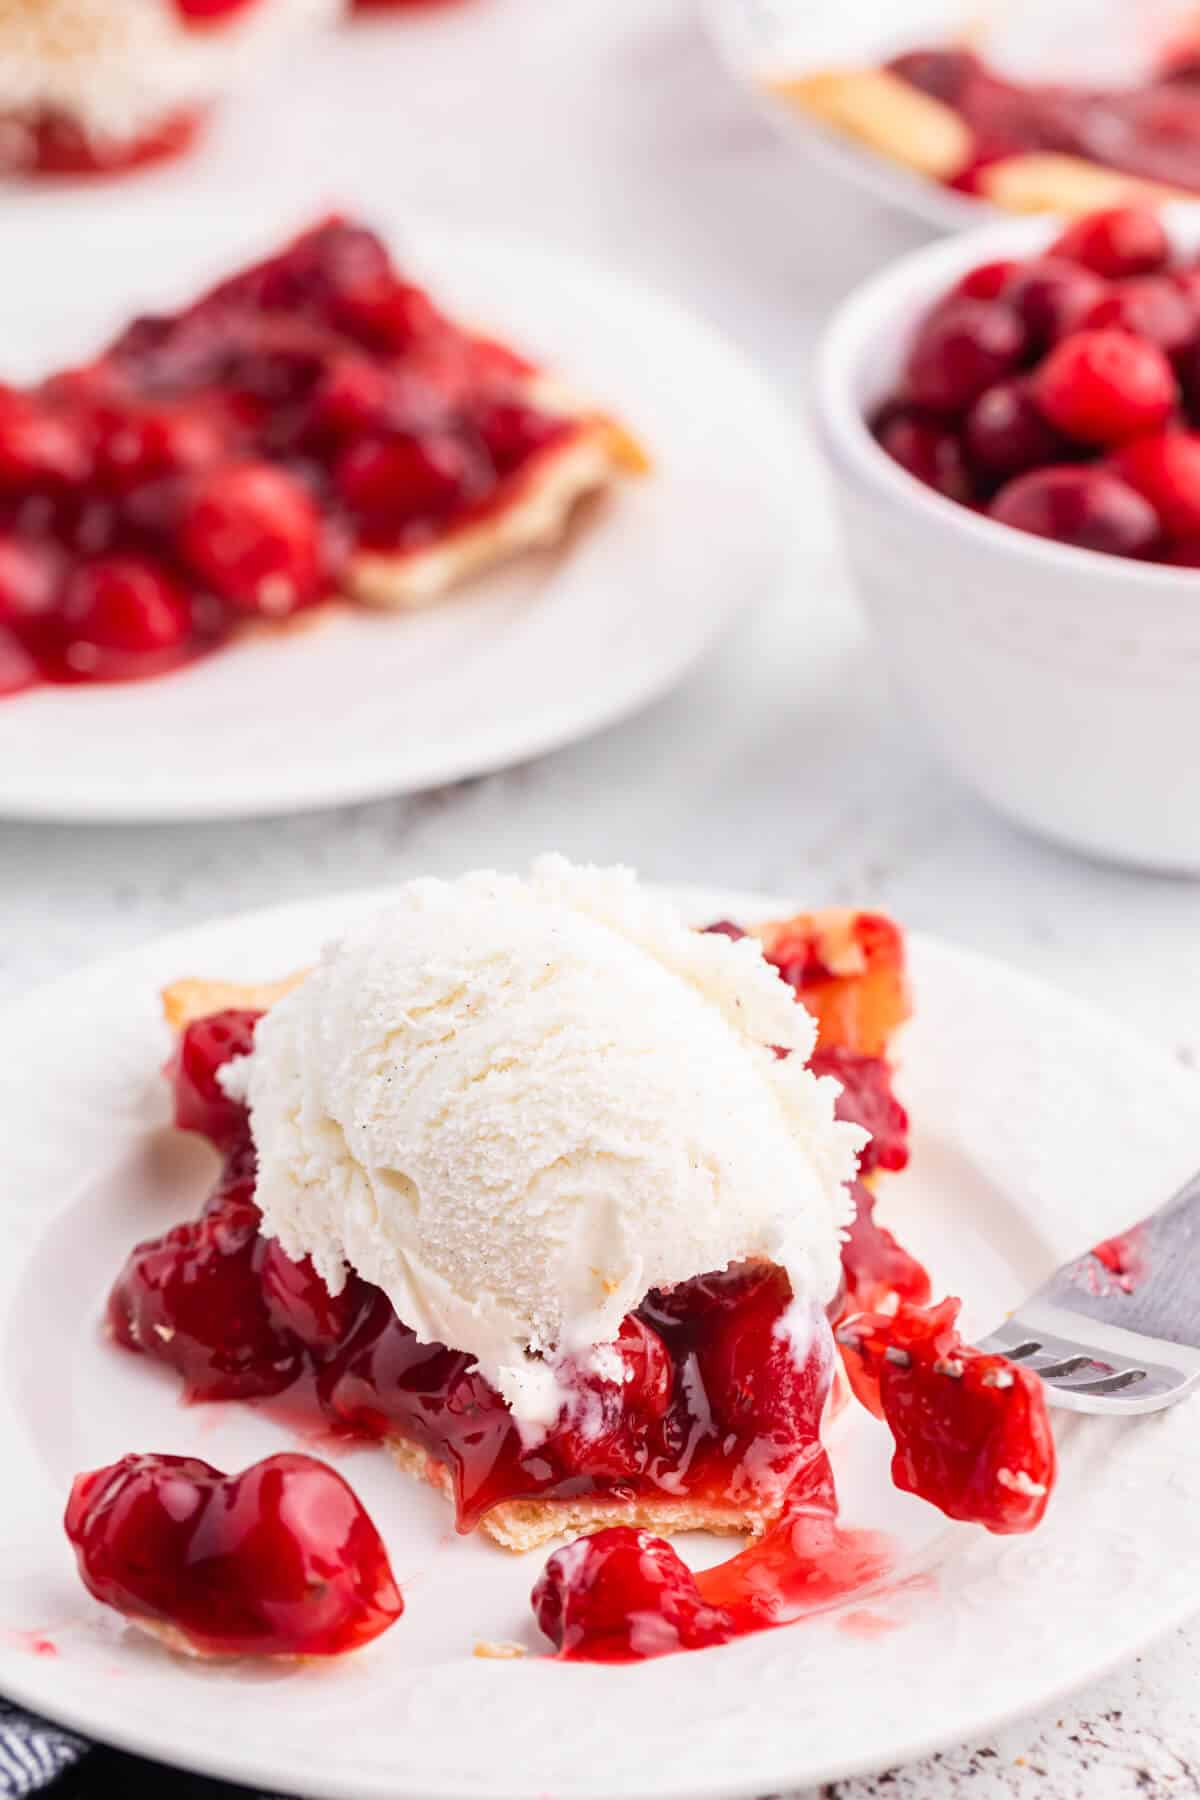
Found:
[2,3,1199,1793]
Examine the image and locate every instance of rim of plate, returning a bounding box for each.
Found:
[0,209,802,822]
[2,880,1199,1800]
[700,0,998,233]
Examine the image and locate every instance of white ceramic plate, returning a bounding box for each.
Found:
[2,882,1198,1800]
[0,206,799,821]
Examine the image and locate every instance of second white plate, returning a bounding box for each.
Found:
[0,205,802,821]
[0,882,1198,1797]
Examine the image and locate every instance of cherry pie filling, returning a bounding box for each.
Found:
[0,216,590,697]
[65,1450,403,1658]
[888,45,1200,195]
[100,913,1055,1661]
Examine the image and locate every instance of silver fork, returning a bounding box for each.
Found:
[977,1168,1200,1415]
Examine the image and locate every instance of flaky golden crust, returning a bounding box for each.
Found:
[161,973,309,1032]
[773,67,972,181]
[386,1438,775,1554]
[775,67,1196,215]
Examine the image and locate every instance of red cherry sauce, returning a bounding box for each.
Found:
[65,1451,402,1657]
[531,1440,892,1662]
[0,216,583,699]
[889,46,1200,195]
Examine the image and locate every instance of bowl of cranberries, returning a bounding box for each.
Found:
[816,204,1200,871]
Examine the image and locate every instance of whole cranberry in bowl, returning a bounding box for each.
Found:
[815,204,1200,870]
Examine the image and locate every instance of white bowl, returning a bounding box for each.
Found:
[815,208,1200,872]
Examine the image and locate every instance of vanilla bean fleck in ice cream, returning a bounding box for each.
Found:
[225,857,862,1428]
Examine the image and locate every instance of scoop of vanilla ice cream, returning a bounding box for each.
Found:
[235,856,863,1428]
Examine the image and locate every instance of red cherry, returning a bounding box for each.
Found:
[0,388,89,490]
[531,1527,732,1661]
[952,259,1021,302]
[335,433,471,523]
[549,1315,673,1479]
[875,411,972,501]
[308,355,393,439]
[1004,257,1108,352]
[180,462,323,614]
[107,1196,300,1403]
[838,1301,1055,1534]
[694,1265,827,1445]
[94,405,225,492]
[989,466,1160,557]
[167,1008,260,1148]
[60,556,191,679]
[0,627,38,696]
[334,277,441,354]
[1112,432,1200,539]
[964,379,1066,480]
[65,1451,402,1658]
[1033,330,1177,445]
[0,533,62,622]
[1081,277,1197,357]
[1161,538,1200,566]
[173,0,263,20]
[1050,207,1170,279]
[812,1047,909,1177]
[472,399,564,476]
[904,299,1027,413]
[258,1239,366,1352]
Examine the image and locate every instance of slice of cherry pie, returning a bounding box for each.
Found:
[106,902,1053,1616]
[777,40,1200,214]
[0,215,643,698]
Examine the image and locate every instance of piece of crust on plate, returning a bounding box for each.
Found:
[771,67,973,182]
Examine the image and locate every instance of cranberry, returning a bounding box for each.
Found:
[1081,277,1198,357]
[166,1008,260,1148]
[60,556,191,680]
[65,1452,402,1658]
[953,259,1021,302]
[0,389,89,490]
[876,411,972,501]
[1113,432,1200,539]
[1004,257,1108,352]
[1033,330,1177,445]
[989,466,1160,557]
[904,299,1027,413]
[0,534,62,622]
[107,1200,300,1402]
[335,433,472,524]
[532,1528,732,1661]
[1050,207,1170,279]
[258,1240,366,1352]
[180,462,323,614]
[838,1300,1055,1534]
[964,379,1066,481]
